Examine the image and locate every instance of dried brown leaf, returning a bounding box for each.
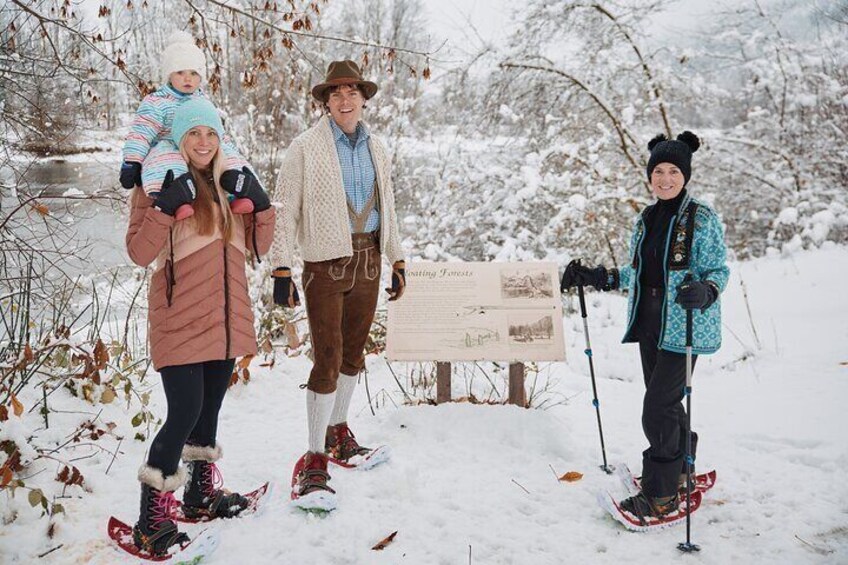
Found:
[558,471,583,483]
[261,336,274,354]
[284,323,300,349]
[237,355,254,370]
[371,530,398,550]
[82,382,94,402]
[94,339,109,369]
[0,465,13,488]
[100,387,116,404]
[10,394,23,417]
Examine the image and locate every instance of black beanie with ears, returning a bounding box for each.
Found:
[646,131,700,186]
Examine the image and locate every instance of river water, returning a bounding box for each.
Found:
[1,155,132,277]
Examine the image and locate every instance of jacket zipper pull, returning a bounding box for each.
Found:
[166,227,176,307]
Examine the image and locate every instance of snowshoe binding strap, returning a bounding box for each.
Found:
[298,468,335,496]
[134,520,182,554]
[327,424,371,461]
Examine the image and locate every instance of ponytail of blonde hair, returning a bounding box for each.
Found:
[178,137,234,242]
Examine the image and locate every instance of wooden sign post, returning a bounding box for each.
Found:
[436,361,452,404]
[434,361,527,407]
[508,362,526,406]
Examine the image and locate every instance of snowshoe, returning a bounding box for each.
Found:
[290,452,337,515]
[108,516,217,564]
[325,423,390,470]
[598,489,702,532]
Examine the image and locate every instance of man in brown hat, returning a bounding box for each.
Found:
[270,60,407,512]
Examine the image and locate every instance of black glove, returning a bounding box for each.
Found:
[272,267,301,308]
[675,280,719,310]
[560,259,613,292]
[153,170,197,216]
[119,161,142,189]
[220,166,271,212]
[385,261,406,301]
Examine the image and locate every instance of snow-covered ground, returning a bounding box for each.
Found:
[2,245,847,564]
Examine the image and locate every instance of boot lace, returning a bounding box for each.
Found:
[202,462,224,497]
[151,491,178,528]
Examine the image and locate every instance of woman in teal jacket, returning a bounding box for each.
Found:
[561,131,729,523]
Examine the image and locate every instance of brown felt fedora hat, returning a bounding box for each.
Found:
[311,60,378,102]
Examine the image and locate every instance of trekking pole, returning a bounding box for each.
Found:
[577,282,613,474]
[678,274,700,553]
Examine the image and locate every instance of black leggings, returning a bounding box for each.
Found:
[634,289,697,498]
[146,359,234,477]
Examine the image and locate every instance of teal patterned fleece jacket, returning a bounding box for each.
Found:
[617,193,730,355]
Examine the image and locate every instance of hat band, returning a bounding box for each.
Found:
[325,77,362,85]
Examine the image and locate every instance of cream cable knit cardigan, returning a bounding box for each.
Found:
[270,116,404,268]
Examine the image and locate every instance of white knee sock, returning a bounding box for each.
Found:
[307,390,336,453]
[330,373,359,426]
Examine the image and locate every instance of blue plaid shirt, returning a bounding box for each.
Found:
[329,118,379,233]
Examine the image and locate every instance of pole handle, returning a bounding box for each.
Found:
[686,308,693,347]
[683,273,694,347]
[577,284,587,319]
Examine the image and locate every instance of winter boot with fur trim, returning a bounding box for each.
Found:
[133,465,190,556]
[182,444,249,520]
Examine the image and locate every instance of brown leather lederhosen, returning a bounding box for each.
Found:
[302,180,382,393]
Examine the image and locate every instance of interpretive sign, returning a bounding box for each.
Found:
[386,262,566,362]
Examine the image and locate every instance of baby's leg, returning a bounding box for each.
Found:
[142,141,189,196]
[220,136,252,177]
[142,141,193,220]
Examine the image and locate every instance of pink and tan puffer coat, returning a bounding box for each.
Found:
[126,187,275,370]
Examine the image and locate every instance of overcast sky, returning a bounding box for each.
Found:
[422,0,513,46]
[417,0,720,80]
[421,0,718,50]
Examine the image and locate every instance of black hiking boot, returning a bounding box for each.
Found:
[183,459,249,520]
[619,492,679,526]
[132,482,190,556]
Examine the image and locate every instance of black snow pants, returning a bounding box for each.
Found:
[634,287,698,498]
[146,359,235,477]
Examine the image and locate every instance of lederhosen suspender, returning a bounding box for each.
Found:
[346,180,378,234]
[346,136,382,235]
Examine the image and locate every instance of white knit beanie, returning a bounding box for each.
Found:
[160,31,206,83]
